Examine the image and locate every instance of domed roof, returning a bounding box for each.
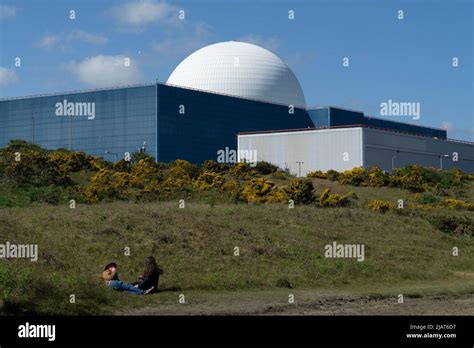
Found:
[166,41,306,108]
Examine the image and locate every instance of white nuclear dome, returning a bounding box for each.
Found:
[166,41,306,108]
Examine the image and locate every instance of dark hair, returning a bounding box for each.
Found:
[144,256,163,277]
[104,262,117,271]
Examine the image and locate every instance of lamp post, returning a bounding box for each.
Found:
[391,150,400,172]
[440,154,450,170]
[105,150,118,162]
[296,161,304,177]
[140,141,147,153]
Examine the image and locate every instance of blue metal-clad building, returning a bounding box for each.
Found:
[0,41,471,171]
[307,106,447,139]
[0,81,466,165]
[0,82,312,163]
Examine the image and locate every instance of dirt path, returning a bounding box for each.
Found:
[119,292,474,316]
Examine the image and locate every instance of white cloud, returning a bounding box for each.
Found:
[0,67,18,87]
[37,35,60,49]
[36,30,108,49]
[440,121,455,132]
[0,5,16,20]
[68,30,108,45]
[238,34,281,52]
[109,0,177,26]
[64,55,142,87]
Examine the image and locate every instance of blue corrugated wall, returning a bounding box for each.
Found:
[157,84,313,163]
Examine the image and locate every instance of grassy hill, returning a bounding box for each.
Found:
[0,141,473,315]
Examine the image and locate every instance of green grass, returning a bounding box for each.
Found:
[0,198,473,315]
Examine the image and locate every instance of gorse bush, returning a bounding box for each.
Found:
[441,198,474,211]
[228,162,256,180]
[367,167,390,187]
[283,179,315,204]
[306,170,327,179]
[319,188,357,207]
[338,167,369,186]
[366,200,396,213]
[193,171,224,191]
[305,165,467,194]
[240,178,287,203]
[0,141,471,209]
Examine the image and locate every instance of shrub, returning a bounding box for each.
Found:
[129,158,161,188]
[47,151,96,173]
[276,277,293,289]
[271,171,288,180]
[220,180,242,202]
[427,215,474,236]
[283,179,315,204]
[415,192,439,206]
[389,165,430,192]
[436,169,466,189]
[161,160,198,190]
[338,167,369,186]
[319,188,357,207]
[441,198,474,211]
[171,159,200,179]
[366,200,396,213]
[307,170,327,179]
[368,167,390,187]
[201,160,228,173]
[26,185,66,205]
[229,162,255,180]
[3,150,72,187]
[240,178,287,203]
[254,161,278,175]
[326,170,341,181]
[193,171,223,191]
[131,151,155,163]
[113,160,131,173]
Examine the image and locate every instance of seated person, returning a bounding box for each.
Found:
[135,256,163,293]
[102,262,153,295]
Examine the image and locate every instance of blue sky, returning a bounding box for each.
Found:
[0,0,472,140]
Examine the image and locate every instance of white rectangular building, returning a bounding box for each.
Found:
[237,126,474,176]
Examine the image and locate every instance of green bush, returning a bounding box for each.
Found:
[326,170,341,181]
[254,161,278,175]
[427,215,474,237]
[26,185,66,205]
[416,192,440,206]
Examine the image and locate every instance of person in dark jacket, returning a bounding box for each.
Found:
[134,256,163,293]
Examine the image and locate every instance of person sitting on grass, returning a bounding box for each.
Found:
[133,256,163,293]
[102,262,154,295]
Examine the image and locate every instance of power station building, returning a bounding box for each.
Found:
[1,41,473,173]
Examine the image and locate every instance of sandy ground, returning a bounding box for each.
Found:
[119,292,474,316]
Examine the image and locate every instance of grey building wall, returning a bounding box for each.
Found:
[363,128,474,172]
[238,128,363,176]
[238,127,474,175]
